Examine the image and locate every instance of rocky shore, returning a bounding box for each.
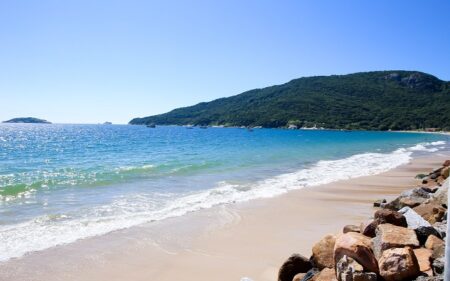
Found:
[278,160,450,281]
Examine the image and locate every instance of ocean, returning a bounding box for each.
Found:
[0,124,448,261]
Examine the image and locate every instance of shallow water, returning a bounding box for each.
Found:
[0,124,448,261]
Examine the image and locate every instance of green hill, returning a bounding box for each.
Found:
[3,117,51,124]
[129,71,450,130]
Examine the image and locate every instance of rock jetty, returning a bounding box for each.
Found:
[278,160,449,281]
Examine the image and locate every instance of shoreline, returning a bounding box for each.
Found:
[0,151,448,281]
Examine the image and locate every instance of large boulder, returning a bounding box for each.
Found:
[335,255,377,281]
[425,235,445,259]
[413,202,446,224]
[378,247,420,281]
[413,248,433,276]
[415,226,442,245]
[312,234,336,269]
[333,232,378,274]
[278,254,313,281]
[372,223,420,258]
[398,207,431,229]
[443,160,450,167]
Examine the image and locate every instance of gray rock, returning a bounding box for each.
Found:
[431,184,448,206]
[300,268,319,281]
[399,207,431,229]
[432,257,445,275]
[415,276,444,281]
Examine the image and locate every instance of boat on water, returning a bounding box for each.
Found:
[146,124,156,128]
[199,125,208,129]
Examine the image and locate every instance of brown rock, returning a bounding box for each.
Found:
[333,232,378,274]
[315,268,337,281]
[398,197,422,208]
[361,220,379,238]
[441,166,449,179]
[343,225,360,234]
[414,248,433,276]
[278,254,313,281]
[312,234,336,269]
[372,223,420,258]
[413,202,446,224]
[443,160,450,167]
[378,247,420,281]
[425,234,445,259]
[375,209,408,227]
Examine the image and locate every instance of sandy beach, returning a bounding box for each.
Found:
[0,152,448,281]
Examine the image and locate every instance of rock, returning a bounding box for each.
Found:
[432,222,447,238]
[431,185,448,206]
[343,225,360,234]
[374,209,408,227]
[278,254,313,281]
[443,160,450,167]
[413,202,446,224]
[300,268,320,281]
[441,166,449,179]
[425,235,445,259]
[312,234,336,269]
[415,226,442,245]
[378,247,420,281]
[374,199,386,207]
[336,255,376,281]
[413,248,433,276]
[372,223,420,258]
[432,257,445,275]
[293,273,306,281]
[384,188,430,210]
[314,268,337,281]
[398,207,431,229]
[361,220,379,238]
[333,232,378,273]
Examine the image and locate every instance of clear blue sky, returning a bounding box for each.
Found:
[0,1,449,124]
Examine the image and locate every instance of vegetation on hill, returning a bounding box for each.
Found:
[3,117,51,124]
[130,71,450,130]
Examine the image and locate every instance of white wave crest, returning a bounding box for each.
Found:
[0,140,446,262]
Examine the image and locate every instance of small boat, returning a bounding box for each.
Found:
[199,125,208,129]
[146,124,156,128]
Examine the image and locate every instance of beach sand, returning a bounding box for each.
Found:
[1,152,448,281]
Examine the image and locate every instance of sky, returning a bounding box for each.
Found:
[0,1,449,124]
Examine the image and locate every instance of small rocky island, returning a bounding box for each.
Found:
[2,117,52,124]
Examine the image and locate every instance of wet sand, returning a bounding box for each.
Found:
[0,153,448,281]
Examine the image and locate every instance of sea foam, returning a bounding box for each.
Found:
[0,141,446,262]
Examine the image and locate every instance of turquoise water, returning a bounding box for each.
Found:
[0,124,448,261]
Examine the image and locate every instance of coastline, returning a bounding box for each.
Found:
[0,151,448,281]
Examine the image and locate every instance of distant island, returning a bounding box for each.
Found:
[129,71,450,131]
[3,117,52,124]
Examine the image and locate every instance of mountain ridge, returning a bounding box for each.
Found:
[130,71,450,130]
